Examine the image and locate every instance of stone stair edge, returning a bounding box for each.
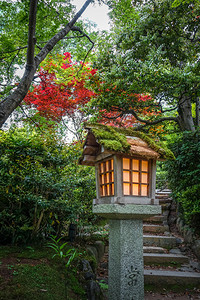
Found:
[143,253,189,264]
[144,269,200,277]
[144,269,200,287]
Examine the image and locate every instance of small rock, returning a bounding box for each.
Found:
[189,261,200,271]
[192,240,200,260]
[169,248,182,255]
[82,259,102,300]
[176,237,183,244]
[94,241,105,262]
[100,262,108,269]
[86,246,99,263]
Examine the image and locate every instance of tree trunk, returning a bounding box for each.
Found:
[0,66,37,127]
[177,96,195,131]
[0,0,93,128]
[196,97,200,127]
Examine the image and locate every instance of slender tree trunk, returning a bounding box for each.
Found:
[177,96,195,131]
[196,97,200,127]
[34,209,44,234]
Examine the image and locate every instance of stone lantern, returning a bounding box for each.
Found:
[79,123,174,300]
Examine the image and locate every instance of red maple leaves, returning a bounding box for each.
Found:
[24,53,161,135]
[24,53,97,122]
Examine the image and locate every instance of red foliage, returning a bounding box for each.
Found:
[24,53,161,132]
[96,92,161,128]
[24,55,97,122]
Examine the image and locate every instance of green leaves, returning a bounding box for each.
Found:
[0,127,96,244]
[48,235,79,267]
[95,0,200,131]
[166,130,200,231]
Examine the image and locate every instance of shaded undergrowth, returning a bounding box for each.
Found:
[0,245,87,300]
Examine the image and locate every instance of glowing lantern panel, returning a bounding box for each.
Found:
[123,158,149,197]
[99,159,114,197]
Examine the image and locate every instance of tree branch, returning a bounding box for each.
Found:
[71,26,95,71]
[0,46,28,59]
[35,0,93,66]
[19,104,42,132]
[63,34,86,40]
[128,109,179,126]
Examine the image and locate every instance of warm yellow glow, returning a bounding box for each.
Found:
[99,159,114,197]
[102,186,105,196]
[111,171,114,182]
[111,159,114,170]
[132,172,139,182]
[106,185,110,196]
[132,184,139,195]
[132,159,139,170]
[122,158,149,197]
[111,184,114,195]
[141,173,148,183]
[123,158,130,169]
[123,183,130,195]
[106,173,109,183]
[141,184,148,196]
[123,171,130,181]
[142,160,148,172]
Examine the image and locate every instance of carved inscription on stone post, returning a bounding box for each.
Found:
[125,266,140,287]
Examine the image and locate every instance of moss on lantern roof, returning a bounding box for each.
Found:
[85,123,175,160]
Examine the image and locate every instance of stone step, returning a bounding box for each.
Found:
[157,198,172,204]
[156,192,172,196]
[144,269,200,288]
[156,189,172,194]
[160,203,171,211]
[143,235,179,248]
[144,215,166,224]
[155,195,172,199]
[143,224,169,234]
[143,253,189,265]
[155,196,171,200]
[143,246,167,254]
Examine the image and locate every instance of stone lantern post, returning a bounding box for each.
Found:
[79,124,174,300]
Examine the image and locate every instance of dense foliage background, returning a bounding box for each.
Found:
[0,127,96,244]
[166,130,200,232]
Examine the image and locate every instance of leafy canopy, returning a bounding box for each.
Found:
[95,0,200,131]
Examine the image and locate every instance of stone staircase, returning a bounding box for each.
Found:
[96,190,200,293]
[143,189,200,288]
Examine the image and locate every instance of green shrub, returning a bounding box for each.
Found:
[178,184,200,229]
[0,127,96,244]
[165,130,200,232]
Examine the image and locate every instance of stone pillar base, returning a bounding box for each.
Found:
[109,219,144,300]
[93,204,161,300]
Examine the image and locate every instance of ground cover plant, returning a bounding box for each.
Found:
[0,243,89,300]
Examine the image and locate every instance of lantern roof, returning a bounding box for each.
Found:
[79,123,174,165]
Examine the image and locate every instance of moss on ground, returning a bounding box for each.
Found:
[0,245,87,300]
